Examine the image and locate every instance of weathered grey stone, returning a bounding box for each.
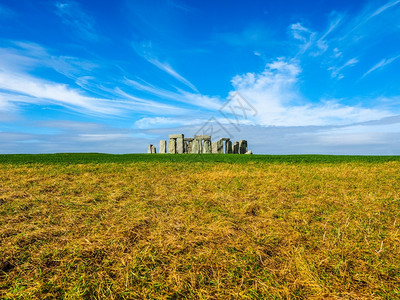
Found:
[203,140,212,153]
[245,150,253,155]
[159,140,167,154]
[194,135,211,140]
[226,140,233,154]
[217,139,224,154]
[147,144,153,153]
[151,145,156,154]
[220,138,230,141]
[239,140,248,154]
[169,134,184,139]
[212,142,218,154]
[233,142,239,154]
[188,141,193,153]
[184,141,189,153]
[176,137,184,154]
[168,139,176,154]
[191,139,201,153]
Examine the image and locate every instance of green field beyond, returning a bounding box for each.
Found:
[2,153,400,164]
[1,154,399,298]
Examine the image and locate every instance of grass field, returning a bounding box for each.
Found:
[1,154,399,299]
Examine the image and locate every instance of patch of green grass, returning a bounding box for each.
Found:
[1,153,400,164]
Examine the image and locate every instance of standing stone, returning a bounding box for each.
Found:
[212,142,218,154]
[147,144,153,153]
[176,137,184,154]
[217,139,224,154]
[198,139,203,153]
[184,138,193,154]
[239,140,248,154]
[191,139,201,153]
[188,141,193,153]
[168,139,176,154]
[233,142,239,154]
[226,140,233,154]
[159,140,167,154]
[203,140,212,153]
[151,145,156,154]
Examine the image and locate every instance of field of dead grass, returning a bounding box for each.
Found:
[1,158,399,298]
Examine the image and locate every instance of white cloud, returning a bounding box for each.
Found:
[146,58,199,92]
[369,0,400,19]
[113,88,191,115]
[290,23,316,54]
[0,41,198,117]
[362,54,400,77]
[55,1,98,41]
[124,78,222,110]
[328,57,358,79]
[0,94,15,111]
[231,58,391,127]
[0,41,98,79]
[0,70,120,115]
[132,41,198,92]
[0,68,193,117]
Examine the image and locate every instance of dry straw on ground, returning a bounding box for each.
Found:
[0,161,399,298]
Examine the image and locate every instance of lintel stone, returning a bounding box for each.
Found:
[194,135,211,140]
[169,134,184,139]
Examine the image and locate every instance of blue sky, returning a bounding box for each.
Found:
[1,0,400,154]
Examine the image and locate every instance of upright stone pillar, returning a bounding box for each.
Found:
[233,142,239,154]
[159,140,167,154]
[217,139,224,154]
[176,137,184,154]
[168,139,176,154]
[203,140,212,153]
[239,140,248,154]
[226,140,233,154]
[147,144,153,153]
[188,140,193,153]
[151,145,156,153]
[191,139,201,153]
[212,142,218,154]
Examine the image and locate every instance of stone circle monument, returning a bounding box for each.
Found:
[148,134,251,154]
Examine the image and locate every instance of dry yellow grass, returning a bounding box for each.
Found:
[0,161,399,299]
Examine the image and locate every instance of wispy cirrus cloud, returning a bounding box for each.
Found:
[368,0,400,20]
[290,23,316,54]
[286,0,400,84]
[0,41,98,79]
[0,41,193,117]
[0,69,190,117]
[0,70,121,115]
[362,54,400,78]
[328,57,358,79]
[55,1,98,41]
[124,78,221,110]
[146,58,199,92]
[132,41,198,92]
